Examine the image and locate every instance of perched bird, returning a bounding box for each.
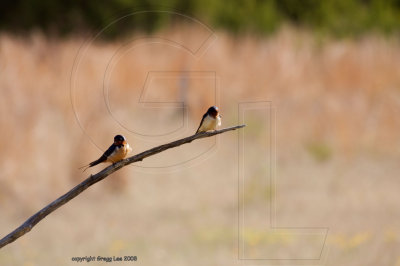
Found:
[80,135,132,171]
[196,106,222,134]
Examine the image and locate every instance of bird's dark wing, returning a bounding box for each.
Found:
[195,112,208,134]
[78,144,117,171]
[88,144,116,167]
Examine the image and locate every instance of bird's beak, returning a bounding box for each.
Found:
[123,140,127,145]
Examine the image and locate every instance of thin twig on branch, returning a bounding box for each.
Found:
[0,124,245,249]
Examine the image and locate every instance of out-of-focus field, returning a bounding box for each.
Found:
[1,27,400,265]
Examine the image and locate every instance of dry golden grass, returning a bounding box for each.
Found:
[1,26,400,265]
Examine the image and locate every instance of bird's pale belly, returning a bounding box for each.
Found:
[198,115,221,132]
[198,116,217,132]
[106,144,132,163]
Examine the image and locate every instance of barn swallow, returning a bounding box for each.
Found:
[80,135,132,171]
[196,106,222,134]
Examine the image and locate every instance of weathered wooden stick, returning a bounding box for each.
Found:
[0,125,245,249]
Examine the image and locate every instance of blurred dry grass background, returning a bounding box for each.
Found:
[1,26,400,265]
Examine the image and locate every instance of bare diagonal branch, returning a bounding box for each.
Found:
[0,124,245,249]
